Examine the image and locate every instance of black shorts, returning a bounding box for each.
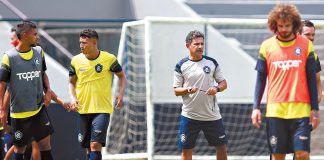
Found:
[78,113,110,148]
[11,107,54,147]
[267,117,312,154]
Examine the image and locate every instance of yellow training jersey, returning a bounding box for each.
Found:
[70,51,117,114]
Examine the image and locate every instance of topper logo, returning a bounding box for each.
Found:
[16,71,41,81]
[272,60,302,70]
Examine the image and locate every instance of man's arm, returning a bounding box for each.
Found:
[315,54,322,103]
[306,52,320,129]
[0,82,8,125]
[173,64,198,96]
[0,54,10,124]
[114,71,126,109]
[50,90,71,111]
[316,72,322,103]
[174,87,198,96]
[43,73,51,106]
[3,90,10,112]
[68,75,79,111]
[205,80,227,95]
[251,54,267,129]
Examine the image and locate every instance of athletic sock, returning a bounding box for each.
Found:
[41,150,54,160]
[90,151,102,160]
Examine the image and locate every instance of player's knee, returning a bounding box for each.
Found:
[295,151,309,160]
[181,149,193,160]
[14,145,27,154]
[216,144,227,153]
[37,136,51,151]
[37,143,51,151]
[90,142,102,151]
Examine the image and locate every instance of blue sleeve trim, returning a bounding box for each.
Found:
[255,59,267,73]
[68,65,76,76]
[110,60,122,73]
[175,57,189,74]
[203,55,219,68]
[306,53,319,110]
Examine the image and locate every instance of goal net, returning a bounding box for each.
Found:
[105,17,324,160]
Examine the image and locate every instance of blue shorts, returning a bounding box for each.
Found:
[267,117,312,154]
[78,113,110,148]
[178,116,227,149]
[10,107,54,147]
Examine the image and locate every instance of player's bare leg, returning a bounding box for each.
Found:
[37,135,53,160]
[272,154,285,160]
[13,145,26,154]
[295,150,310,160]
[4,146,14,160]
[13,145,26,159]
[90,142,102,151]
[182,149,193,160]
[216,144,228,160]
[37,135,51,151]
[31,140,41,160]
[89,142,102,160]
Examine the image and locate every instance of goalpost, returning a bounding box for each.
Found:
[104,17,324,160]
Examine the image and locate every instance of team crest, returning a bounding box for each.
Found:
[78,133,84,142]
[203,66,211,74]
[34,59,40,66]
[270,136,277,146]
[14,130,23,140]
[180,134,187,143]
[95,64,103,73]
[295,47,302,56]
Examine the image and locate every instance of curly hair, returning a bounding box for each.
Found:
[268,3,302,34]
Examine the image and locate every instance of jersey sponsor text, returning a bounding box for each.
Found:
[16,70,41,81]
[272,60,302,70]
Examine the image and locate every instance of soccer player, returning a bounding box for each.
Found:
[300,20,322,103]
[251,4,320,160]
[3,27,69,160]
[0,21,54,160]
[173,30,228,160]
[1,27,41,160]
[69,29,126,160]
